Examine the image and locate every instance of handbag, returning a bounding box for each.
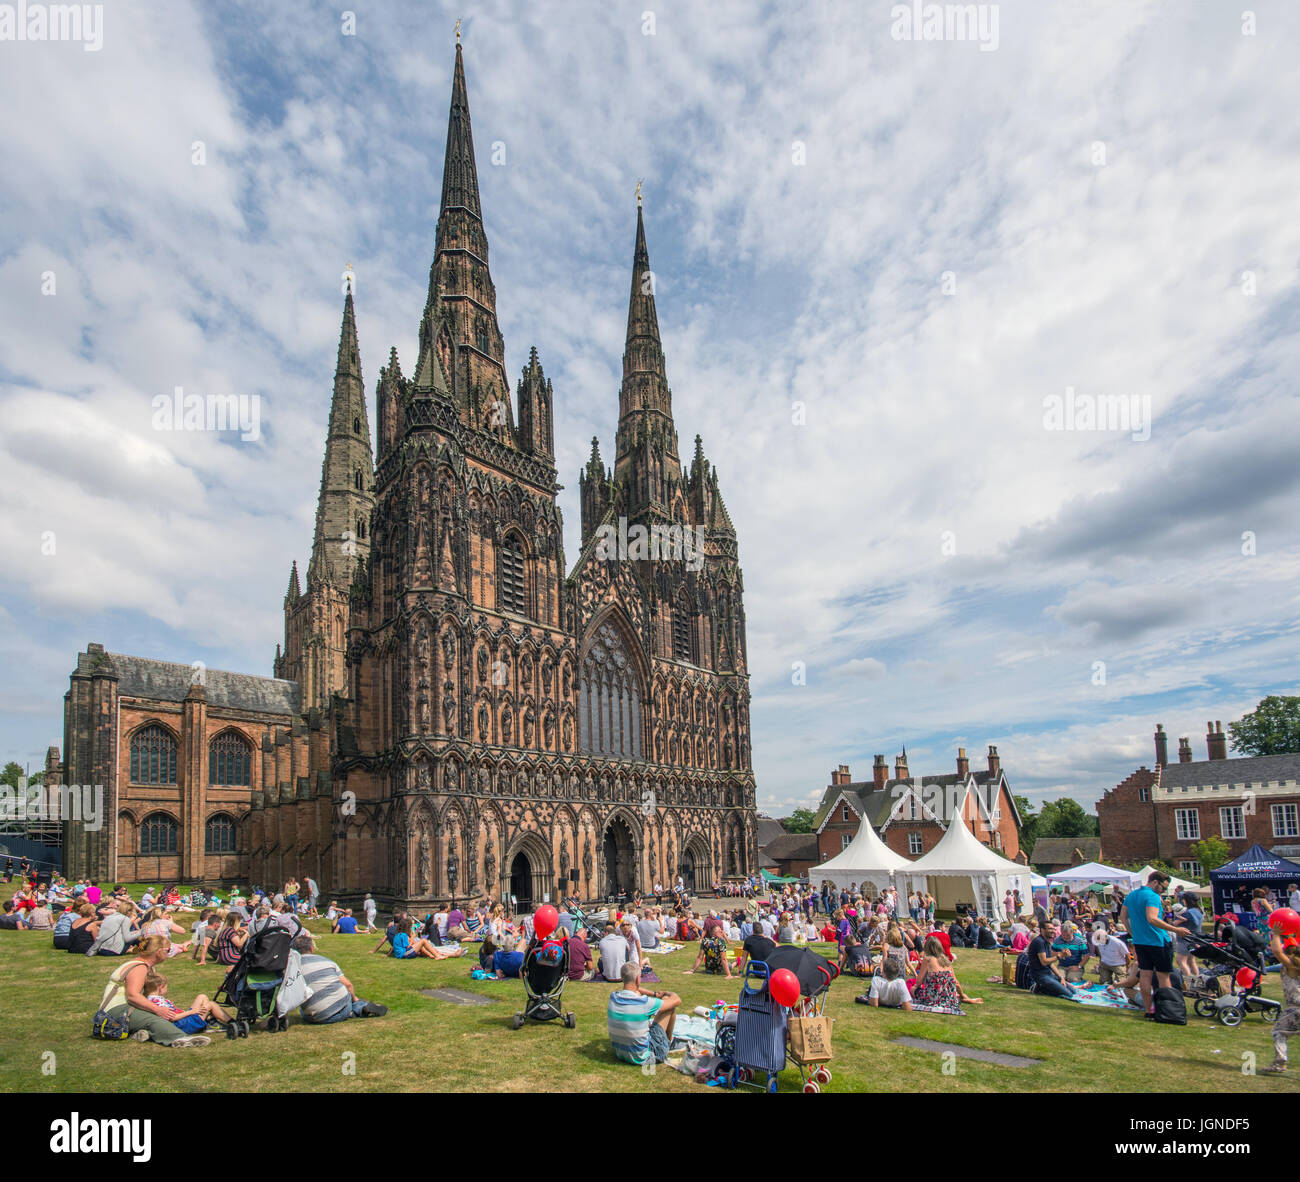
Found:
[92,1008,131,1040]
[787,1014,833,1063]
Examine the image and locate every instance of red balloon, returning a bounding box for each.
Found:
[1235,966,1258,990]
[769,968,801,1007]
[1268,908,1300,937]
[534,904,559,940]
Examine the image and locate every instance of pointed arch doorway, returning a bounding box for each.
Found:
[510,852,534,911]
[602,813,637,901]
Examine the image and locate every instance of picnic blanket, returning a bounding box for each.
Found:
[1066,983,1141,1011]
[644,942,683,954]
[670,1014,718,1048]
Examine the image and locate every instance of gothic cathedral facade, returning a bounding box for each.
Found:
[61,43,757,906]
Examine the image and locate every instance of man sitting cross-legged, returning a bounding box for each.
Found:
[607,960,681,1067]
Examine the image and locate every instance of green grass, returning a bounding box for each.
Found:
[2,926,1297,1093]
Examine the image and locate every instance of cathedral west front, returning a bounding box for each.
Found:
[59,40,757,909]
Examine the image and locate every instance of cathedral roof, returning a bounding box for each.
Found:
[75,648,301,716]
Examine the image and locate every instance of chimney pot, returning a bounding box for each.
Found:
[873,754,888,789]
[1154,724,1168,767]
[1207,721,1227,762]
[1178,737,1193,763]
[956,747,970,777]
[987,744,1001,776]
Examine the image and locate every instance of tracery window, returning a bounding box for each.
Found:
[209,731,251,786]
[130,725,177,785]
[578,622,644,760]
[498,535,528,616]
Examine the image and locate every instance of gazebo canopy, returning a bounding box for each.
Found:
[1045,861,1140,887]
[1131,864,1202,895]
[810,814,909,892]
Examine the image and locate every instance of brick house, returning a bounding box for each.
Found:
[811,746,1024,865]
[1097,722,1300,878]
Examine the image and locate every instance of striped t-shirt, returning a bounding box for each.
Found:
[299,954,351,1023]
[607,990,662,1065]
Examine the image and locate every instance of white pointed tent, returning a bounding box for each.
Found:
[1132,865,1201,895]
[1045,861,1141,889]
[809,812,910,895]
[905,808,1034,922]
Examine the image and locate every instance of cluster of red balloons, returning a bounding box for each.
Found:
[769,968,801,1007]
[534,904,559,940]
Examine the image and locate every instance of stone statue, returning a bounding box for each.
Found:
[476,646,489,684]
[543,712,555,749]
[478,703,489,739]
[483,832,495,891]
[445,762,459,792]
[418,831,432,894]
[523,706,535,746]
[582,837,593,889]
[416,761,431,791]
[562,716,573,750]
[559,833,570,877]
[443,692,456,733]
[477,766,491,795]
[441,630,456,670]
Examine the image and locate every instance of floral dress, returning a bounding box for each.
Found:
[1272,971,1300,1065]
[700,935,728,974]
[910,967,964,1014]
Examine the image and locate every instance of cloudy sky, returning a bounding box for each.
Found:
[1,0,1298,821]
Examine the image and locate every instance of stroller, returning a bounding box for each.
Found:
[1184,930,1280,1026]
[563,896,609,941]
[511,935,576,1030]
[213,917,302,1037]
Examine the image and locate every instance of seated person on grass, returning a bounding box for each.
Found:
[565,926,599,982]
[975,916,1000,950]
[0,899,28,929]
[142,969,232,1034]
[494,935,526,979]
[1051,921,1090,981]
[96,935,213,1047]
[292,933,388,1024]
[332,908,361,934]
[370,912,406,954]
[859,956,913,1009]
[210,912,249,967]
[478,935,498,973]
[1025,920,1075,999]
[840,930,873,978]
[685,929,733,978]
[394,916,465,961]
[608,960,681,1067]
[598,922,630,982]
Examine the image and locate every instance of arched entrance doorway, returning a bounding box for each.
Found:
[602,813,637,901]
[510,852,534,910]
[680,835,710,894]
[680,846,697,893]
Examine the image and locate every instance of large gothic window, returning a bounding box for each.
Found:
[209,732,251,786]
[130,725,177,785]
[498,535,528,617]
[579,622,644,761]
[672,593,696,664]
[139,812,178,855]
[205,814,237,853]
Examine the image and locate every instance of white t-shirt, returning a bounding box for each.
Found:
[433,910,449,938]
[1092,931,1129,967]
[869,976,911,1008]
[1290,890,1300,912]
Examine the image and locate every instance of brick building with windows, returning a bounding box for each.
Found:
[1097,722,1300,878]
[810,746,1024,865]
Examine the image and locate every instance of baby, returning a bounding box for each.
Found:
[142,970,232,1035]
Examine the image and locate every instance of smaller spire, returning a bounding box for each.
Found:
[285,560,301,602]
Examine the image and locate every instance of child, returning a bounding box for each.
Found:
[190,909,213,961]
[142,970,232,1035]
[1264,940,1300,1074]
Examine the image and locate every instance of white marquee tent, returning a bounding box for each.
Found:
[905,812,1034,922]
[809,814,910,895]
[1044,861,1141,889]
[1132,865,1203,895]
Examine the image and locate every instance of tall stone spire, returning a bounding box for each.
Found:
[417,39,512,431]
[614,200,681,515]
[307,283,375,590]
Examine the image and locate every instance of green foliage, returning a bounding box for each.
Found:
[1189,836,1230,877]
[1229,696,1300,756]
[782,807,816,834]
[1014,795,1038,850]
[1,762,23,789]
[1036,797,1099,839]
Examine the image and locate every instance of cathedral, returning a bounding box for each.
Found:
[59,41,758,909]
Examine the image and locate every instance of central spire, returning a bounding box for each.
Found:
[418,38,511,428]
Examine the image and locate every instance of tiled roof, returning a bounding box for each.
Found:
[1159,753,1300,790]
[75,648,301,717]
[812,771,1019,832]
[755,815,787,847]
[760,833,819,862]
[1030,837,1102,866]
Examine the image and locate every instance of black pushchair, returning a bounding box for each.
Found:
[213,917,301,1037]
[511,936,576,1030]
[1184,930,1280,1026]
[563,896,608,941]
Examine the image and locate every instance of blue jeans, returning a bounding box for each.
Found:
[1032,973,1075,999]
[314,998,371,1025]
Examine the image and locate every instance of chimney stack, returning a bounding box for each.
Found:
[987,744,1001,777]
[873,754,888,789]
[895,750,909,781]
[1207,721,1227,761]
[830,764,851,786]
[1178,737,1193,763]
[956,747,970,777]
[1154,724,1168,767]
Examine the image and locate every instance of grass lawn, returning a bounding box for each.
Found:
[3,921,1299,1093]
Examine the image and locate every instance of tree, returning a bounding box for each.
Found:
[1035,798,1098,840]
[782,808,816,834]
[1,763,40,790]
[1189,836,1230,879]
[1015,795,1038,851]
[1229,696,1300,756]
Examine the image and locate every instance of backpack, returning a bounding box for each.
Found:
[1151,985,1187,1025]
[1014,952,1035,991]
